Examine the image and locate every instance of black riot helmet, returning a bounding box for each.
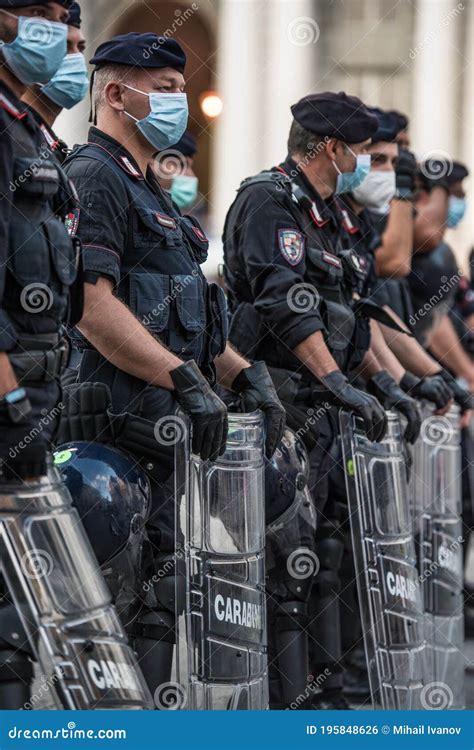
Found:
[53,442,150,565]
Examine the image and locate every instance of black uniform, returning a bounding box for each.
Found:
[63,127,228,691]
[224,156,373,705]
[0,81,82,707]
[29,107,70,164]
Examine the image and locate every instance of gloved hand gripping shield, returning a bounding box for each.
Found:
[411,404,465,710]
[0,465,152,709]
[174,411,268,710]
[340,410,428,709]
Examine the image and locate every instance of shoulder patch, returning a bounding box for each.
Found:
[191,225,207,242]
[39,124,58,150]
[65,208,80,237]
[119,155,141,178]
[0,93,26,120]
[155,212,176,230]
[278,228,305,266]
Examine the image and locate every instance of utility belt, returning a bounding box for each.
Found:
[9,335,69,384]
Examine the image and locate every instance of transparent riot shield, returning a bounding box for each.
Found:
[174,412,267,710]
[340,410,428,710]
[0,466,152,710]
[411,404,465,710]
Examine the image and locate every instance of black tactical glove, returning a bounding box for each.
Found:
[232,362,286,458]
[400,371,453,411]
[418,159,450,193]
[395,148,417,199]
[438,368,473,414]
[171,360,228,462]
[367,370,421,444]
[321,370,387,442]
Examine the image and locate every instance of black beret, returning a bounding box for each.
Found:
[90,33,186,73]
[387,109,409,134]
[169,131,197,157]
[291,91,379,143]
[68,1,81,28]
[0,0,73,6]
[367,106,400,144]
[447,160,469,185]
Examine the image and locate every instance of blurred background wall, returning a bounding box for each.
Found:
[56,0,473,271]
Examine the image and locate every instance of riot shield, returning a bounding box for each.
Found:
[340,410,428,710]
[0,465,153,710]
[411,404,465,710]
[173,411,267,710]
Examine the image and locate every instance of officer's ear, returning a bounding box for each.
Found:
[105,81,126,112]
[326,138,340,163]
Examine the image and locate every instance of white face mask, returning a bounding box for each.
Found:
[352,170,396,209]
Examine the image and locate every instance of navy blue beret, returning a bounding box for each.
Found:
[387,109,409,134]
[0,0,73,6]
[447,161,469,185]
[68,1,81,28]
[291,91,378,143]
[367,107,400,144]
[90,33,186,73]
[170,131,197,157]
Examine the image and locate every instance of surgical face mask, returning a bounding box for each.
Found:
[0,12,67,85]
[41,53,89,109]
[447,196,467,228]
[171,175,198,209]
[352,170,396,208]
[123,85,188,152]
[333,145,371,194]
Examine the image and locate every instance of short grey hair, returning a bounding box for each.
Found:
[92,64,137,113]
[287,119,326,158]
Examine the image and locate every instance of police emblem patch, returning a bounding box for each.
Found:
[65,209,80,237]
[278,228,305,266]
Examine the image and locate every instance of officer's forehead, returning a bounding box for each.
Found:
[135,66,185,87]
[368,141,398,157]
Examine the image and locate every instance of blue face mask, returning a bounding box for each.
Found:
[171,175,198,209]
[333,145,371,194]
[41,52,89,109]
[124,85,188,152]
[447,196,467,228]
[0,12,67,85]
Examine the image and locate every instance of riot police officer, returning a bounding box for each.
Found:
[21,1,88,164]
[62,33,285,697]
[0,0,81,707]
[223,91,389,709]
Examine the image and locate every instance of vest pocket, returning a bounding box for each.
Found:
[134,206,182,249]
[323,299,356,352]
[170,273,206,362]
[129,272,170,333]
